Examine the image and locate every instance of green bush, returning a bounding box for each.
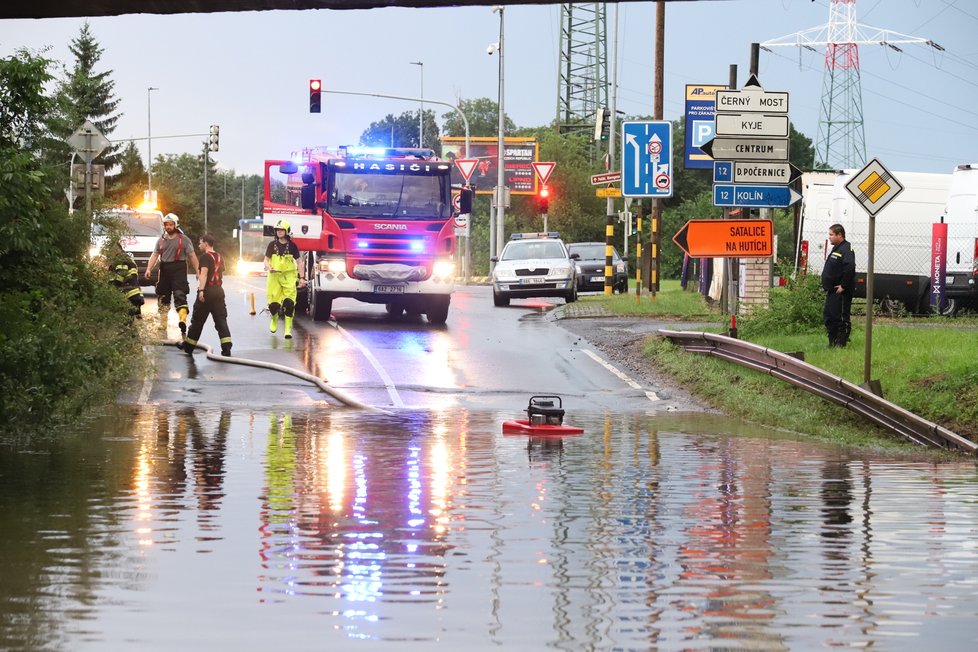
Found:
[0,50,142,437]
[740,273,825,338]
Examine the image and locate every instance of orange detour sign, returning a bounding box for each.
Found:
[672,219,774,258]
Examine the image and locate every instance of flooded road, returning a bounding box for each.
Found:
[2,404,976,650]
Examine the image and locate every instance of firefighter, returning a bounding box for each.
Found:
[263,219,306,339]
[180,233,232,357]
[145,213,199,338]
[109,240,145,320]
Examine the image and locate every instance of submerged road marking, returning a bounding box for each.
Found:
[581,349,660,402]
[332,320,406,409]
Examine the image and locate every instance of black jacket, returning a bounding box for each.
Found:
[821,240,855,293]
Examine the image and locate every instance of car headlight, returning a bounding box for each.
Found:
[551,265,572,276]
[575,264,582,274]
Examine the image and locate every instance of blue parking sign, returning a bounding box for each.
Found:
[621,121,673,198]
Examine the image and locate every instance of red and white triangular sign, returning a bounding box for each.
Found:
[454,159,478,183]
[532,161,556,185]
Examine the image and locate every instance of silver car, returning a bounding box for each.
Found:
[490,233,579,306]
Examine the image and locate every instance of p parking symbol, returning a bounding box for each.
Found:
[692,120,714,148]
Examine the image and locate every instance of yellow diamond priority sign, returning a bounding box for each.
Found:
[844,158,904,217]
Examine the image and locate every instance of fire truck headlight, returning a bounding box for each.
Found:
[433,261,455,278]
[322,259,346,274]
[410,240,424,253]
[357,240,369,249]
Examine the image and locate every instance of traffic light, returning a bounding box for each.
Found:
[459,186,473,214]
[538,185,550,213]
[594,106,611,141]
[208,125,219,152]
[309,79,322,113]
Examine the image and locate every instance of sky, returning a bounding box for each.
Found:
[1,0,976,178]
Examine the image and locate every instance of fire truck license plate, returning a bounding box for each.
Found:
[375,285,404,294]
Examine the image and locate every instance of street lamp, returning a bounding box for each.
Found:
[490,5,506,260]
[410,61,424,148]
[147,86,158,199]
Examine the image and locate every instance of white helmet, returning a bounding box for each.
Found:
[162,213,179,227]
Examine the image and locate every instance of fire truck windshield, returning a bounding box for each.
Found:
[329,169,450,220]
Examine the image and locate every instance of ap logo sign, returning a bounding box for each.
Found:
[691,120,715,148]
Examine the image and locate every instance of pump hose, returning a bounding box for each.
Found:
[149,339,389,413]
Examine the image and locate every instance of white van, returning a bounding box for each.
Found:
[798,169,953,314]
[942,164,978,314]
[91,207,164,286]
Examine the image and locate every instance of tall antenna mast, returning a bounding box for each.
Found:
[556,3,608,134]
[762,0,942,170]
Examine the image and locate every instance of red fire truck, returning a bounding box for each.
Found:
[262,146,457,324]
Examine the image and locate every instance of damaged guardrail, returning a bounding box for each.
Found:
[658,329,977,455]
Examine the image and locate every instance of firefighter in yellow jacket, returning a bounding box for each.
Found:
[263,220,306,339]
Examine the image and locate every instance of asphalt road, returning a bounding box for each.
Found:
[130,277,712,415]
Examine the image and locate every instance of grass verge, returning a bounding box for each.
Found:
[582,280,978,454]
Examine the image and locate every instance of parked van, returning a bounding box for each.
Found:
[798,168,954,314]
[942,164,978,314]
[90,207,164,286]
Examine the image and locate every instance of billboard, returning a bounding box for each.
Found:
[441,137,538,195]
[684,84,726,170]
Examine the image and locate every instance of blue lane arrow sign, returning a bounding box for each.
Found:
[713,183,801,208]
[621,120,673,198]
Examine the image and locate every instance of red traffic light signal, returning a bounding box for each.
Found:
[309,79,322,113]
[538,185,550,213]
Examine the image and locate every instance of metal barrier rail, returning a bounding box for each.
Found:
[658,330,977,455]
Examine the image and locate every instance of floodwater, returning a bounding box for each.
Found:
[1,406,976,651]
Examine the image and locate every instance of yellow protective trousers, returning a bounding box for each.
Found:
[266,267,298,316]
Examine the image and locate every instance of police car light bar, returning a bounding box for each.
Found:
[510,232,560,240]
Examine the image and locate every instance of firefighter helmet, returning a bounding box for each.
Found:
[162,213,179,227]
[274,219,291,234]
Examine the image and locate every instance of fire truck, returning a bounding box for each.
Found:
[262,146,457,324]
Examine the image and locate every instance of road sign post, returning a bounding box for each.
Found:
[844,158,905,388]
[68,120,110,215]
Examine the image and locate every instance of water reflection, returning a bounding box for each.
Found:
[0,408,976,650]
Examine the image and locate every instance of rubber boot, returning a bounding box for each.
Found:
[178,307,188,337]
[270,313,279,333]
[284,316,293,339]
[221,343,232,357]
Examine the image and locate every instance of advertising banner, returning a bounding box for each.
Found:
[441,137,538,195]
[684,84,726,170]
[930,222,948,312]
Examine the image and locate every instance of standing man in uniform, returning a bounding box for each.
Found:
[263,220,306,339]
[145,213,199,337]
[180,233,232,357]
[821,223,856,347]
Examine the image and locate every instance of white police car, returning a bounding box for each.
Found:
[490,232,579,307]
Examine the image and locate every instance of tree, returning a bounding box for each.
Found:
[441,98,516,138]
[40,22,122,207]
[360,111,439,149]
[107,141,146,205]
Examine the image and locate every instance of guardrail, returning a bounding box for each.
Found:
[658,329,977,455]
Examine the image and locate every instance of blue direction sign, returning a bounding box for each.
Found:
[621,120,673,197]
[713,183,801,208]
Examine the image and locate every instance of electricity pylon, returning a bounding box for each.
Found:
[556,3,608,134]
[762,0,942,170]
